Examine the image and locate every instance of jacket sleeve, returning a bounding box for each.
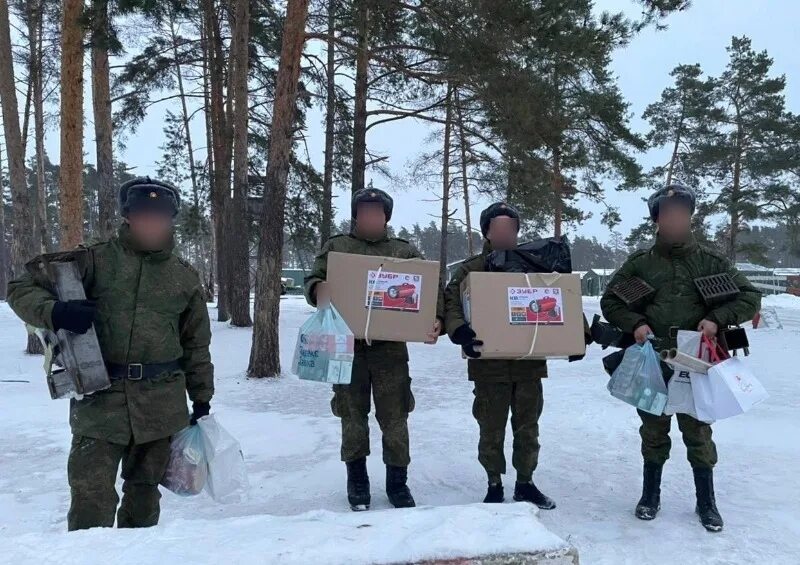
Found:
[444,263,470,340]
[6,248,95,331]
[600,256,648,333]
[179,286,214,403]
[303,239,333,307]
[705,260,762,328]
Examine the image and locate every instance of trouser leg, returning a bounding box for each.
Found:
[332,354,372,463]
[371,360,413,467]
[677,413,717,469]
[638,409,673,466]
[510,379,544,483]
[473,381,513,483]
[117,436,171,528]
[67,435,126,531]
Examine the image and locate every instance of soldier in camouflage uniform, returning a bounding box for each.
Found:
[601,184,760,532]
[304,188,444,511]
[7,177,214,531]
[444,203,556,510]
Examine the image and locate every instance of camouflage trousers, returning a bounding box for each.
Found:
[638,410,717,469]
[472,379,544,484]
[67,434,171,531]
[331,349,415,467]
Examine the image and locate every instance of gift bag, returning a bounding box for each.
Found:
[197,415,249,503]
[692,356,768,421]
[292,304,355,384]
[161,424,208,496]
[608,341,668,416]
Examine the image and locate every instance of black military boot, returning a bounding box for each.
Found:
[694,468,724,532]
[635,463,663,520]
[346,457,371,512]
[386,465,416,508]
[513,481,556,510]
[483,482,504,504]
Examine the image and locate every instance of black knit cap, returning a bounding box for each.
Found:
[648,183,696,221]
[351,187,393,222]
[119,177,181,218]
[480,202,520,237]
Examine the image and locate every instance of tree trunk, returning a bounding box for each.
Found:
[227,0,252,326]
[32,0,47,252]
[350,0,369,194]
[91,0,115,238]
[321,0,336,241]
[0,144,7,300]
[201,16,217,303]
[0,0,35,272]
[665,104,685,186]
[60,0,85,249]
[169,10,199,203]
[438,83,453,287]
[204,0,231,321]
[454,87,473,255]
[552,147,563,238]
[249,0,309,378]
[729,124,743,260]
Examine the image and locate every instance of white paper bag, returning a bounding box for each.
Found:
[665,369,713,423]
[692,357,768,421]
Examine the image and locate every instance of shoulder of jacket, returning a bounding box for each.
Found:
[459,253,485,270]
[174,255,202,282]
[323,233,348,249]
[77,237,112,252]
[391,236,411,244]
[697,244,730,264]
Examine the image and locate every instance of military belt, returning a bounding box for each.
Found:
[106,360,181,381]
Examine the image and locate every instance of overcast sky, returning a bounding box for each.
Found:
[48,0,800,243]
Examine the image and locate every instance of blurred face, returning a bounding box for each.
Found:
[126,211,174,250]
[354,202,387,239]
[656,200,692,242]
[486,215,519,250]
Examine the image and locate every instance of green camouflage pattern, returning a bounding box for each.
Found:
[331,344,415,466]
[305,230,441,467]
[7,223,214,445]
[67,435,171,530]
[600,235,761,351]
[444,244,548,381]
[473,379,544,483]
[601,235,760,469]
[638,410,718,469]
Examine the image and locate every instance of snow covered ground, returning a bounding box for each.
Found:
[0,295,798,564]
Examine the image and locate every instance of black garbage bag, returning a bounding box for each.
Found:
[485,236,572,274]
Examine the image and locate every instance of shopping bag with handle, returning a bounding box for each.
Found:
[161,424,208,496]
[692,336,768,421]
[196,415,249,503]
[292,303,355,384]
[608,341,668,416]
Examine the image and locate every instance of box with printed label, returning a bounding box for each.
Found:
[327,252,440,342]
[461,272,585,359]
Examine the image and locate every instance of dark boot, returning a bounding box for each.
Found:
[635,463,663,520]
[483,482,504,504]
[513,481,556,510]
[346,457,371,511]
[694,468,724,532]
[386,465,416,508]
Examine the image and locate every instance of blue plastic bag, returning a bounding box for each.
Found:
[292,304,354,384]
[608,341,668,415]
[161,424,208,496]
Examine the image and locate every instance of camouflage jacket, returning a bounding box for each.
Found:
[7,224,214,445]
[444,242,548,382]
[600,235,762,351]
[304,231,445,358]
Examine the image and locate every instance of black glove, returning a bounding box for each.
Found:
[190,401,211,425]
[51,300,97,334]
[451,323,483,359]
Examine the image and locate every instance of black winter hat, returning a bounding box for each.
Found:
[648,184,696,221]
[119,177,181,218]
[352,187,393,222]
[480,202,520,237]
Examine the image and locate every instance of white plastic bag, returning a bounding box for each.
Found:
[197,415,249,503]
[161,425,208,496]
[292,304,354,384]
[608,341,668,416]
[664,369,713,422]
[692,357,768,421]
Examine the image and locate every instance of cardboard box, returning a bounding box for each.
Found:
[327,252,440,342]
[461,272,585,359]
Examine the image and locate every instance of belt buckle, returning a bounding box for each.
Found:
[127,363,144,381]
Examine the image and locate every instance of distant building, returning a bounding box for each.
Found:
[737,263,800,295]
[281,268,309,289]
[583,268,616,296]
